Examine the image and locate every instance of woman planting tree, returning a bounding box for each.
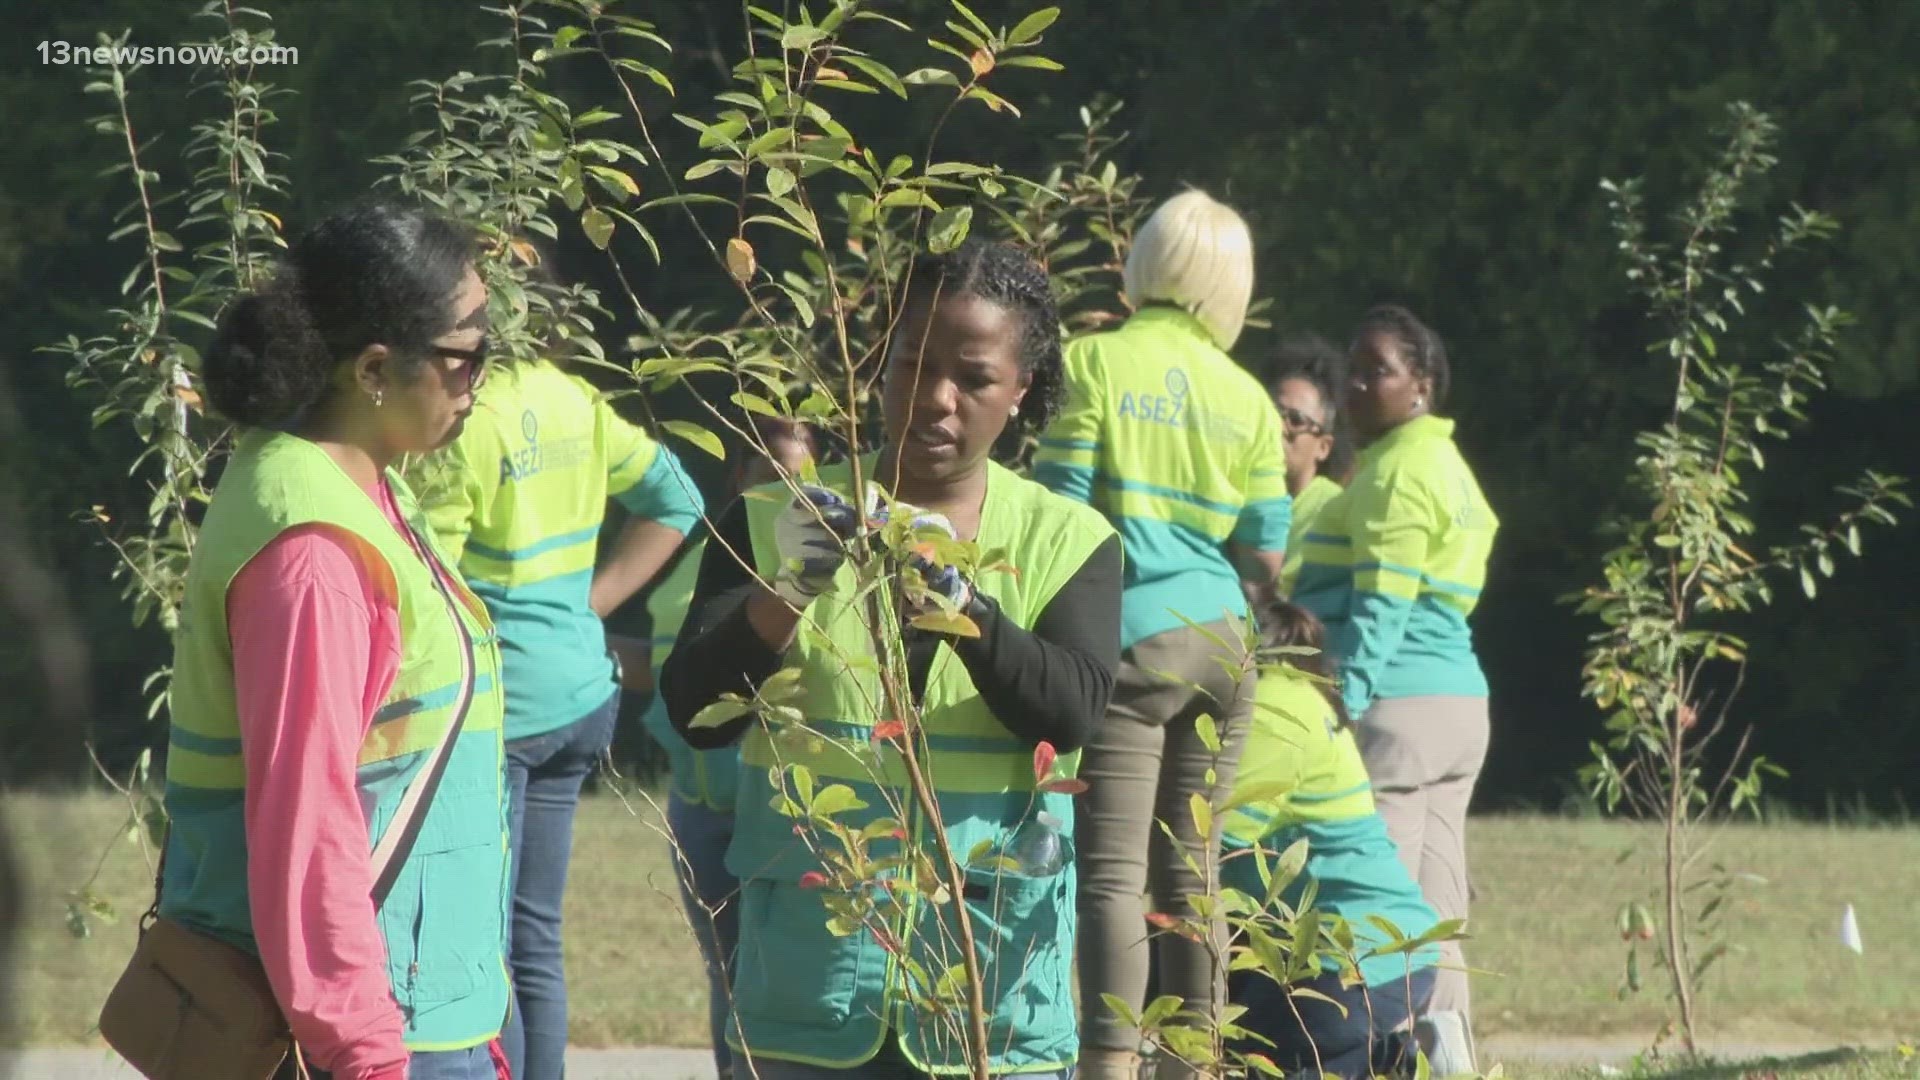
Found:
[1220,600,1441,1079]
[641,413,815,1080]
[661,239,1123,1079]
[148,203,512,1080]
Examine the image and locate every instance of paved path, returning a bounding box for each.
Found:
[2,1038,1862,1078]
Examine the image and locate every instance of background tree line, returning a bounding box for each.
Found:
[3,0,1914,809]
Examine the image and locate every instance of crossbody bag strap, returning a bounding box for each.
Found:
[367,507,481,907]
[142,496,484,921]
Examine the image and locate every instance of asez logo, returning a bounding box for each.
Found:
[1115,368,1191,428]
[500,409,543,483]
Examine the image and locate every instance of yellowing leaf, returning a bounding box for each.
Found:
[968,49,994,77]
[581,207,615,250]
[726,237,756,282]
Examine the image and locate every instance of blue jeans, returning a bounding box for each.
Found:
[501,691,620,1080]
[745,1035,1073,1079]
[1228,965,1437,1079]
[666,794,740,1079]
[285,1044,500,1080]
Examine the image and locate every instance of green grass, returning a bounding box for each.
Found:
[8,791,1917,1069]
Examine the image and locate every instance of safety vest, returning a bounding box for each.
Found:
[162,430,510,1052]
[724,458,1113,1074]
[1033,305,1293,650]
[639,537,741,811]
[1219,669,1440,987]
[1279,474,1341,596]
[419,359,701,740]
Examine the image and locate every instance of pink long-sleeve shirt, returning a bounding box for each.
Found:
[228,478,423,1080]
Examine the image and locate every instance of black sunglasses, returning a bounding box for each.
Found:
[430,333,492,390]
[1279,404,1326,437]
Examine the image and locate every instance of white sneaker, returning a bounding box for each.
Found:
[1414,1010,1477,1077]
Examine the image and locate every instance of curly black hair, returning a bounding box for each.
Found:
[1269,331,1344,428]
[203,202,478,428]
[900,238,1065,434]
[1352,303,1451,411]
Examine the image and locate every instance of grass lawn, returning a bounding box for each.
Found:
[7,790,1916,1071]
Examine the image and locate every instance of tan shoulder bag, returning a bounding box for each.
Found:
[100,516,480,1080]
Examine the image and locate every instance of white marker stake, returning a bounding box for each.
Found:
[1840,903,1864,955]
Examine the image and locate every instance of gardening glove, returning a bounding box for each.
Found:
[770,483,868,608]
[883,504,976,616]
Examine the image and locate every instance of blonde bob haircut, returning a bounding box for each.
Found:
[1122,188,1255,350]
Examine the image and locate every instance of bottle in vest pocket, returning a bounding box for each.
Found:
[1007,810,1067,876]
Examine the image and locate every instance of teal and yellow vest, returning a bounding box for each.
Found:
[162,431,510,1051]
[1279,474,1341,597]
[1292,415,1498,718]
[639,537,741,811]
[1033,306,1293,650]
[1220,669,1440,987]
[723,458,1113,1074]
[419,359,703,740]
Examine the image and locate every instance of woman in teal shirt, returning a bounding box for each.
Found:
[1221,600,1440,1079]
[1291,304,1497,1075]
[1267,332,1349,595]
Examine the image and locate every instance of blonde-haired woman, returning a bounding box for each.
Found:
[1036,188,1293,1080]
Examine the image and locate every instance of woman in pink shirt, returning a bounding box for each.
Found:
[159,203,512,1080]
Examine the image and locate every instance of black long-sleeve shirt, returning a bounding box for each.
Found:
[660,496,1121,754]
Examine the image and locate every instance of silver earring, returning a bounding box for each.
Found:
[1009,404,1020,418]
[1414,396,1425,410]
[372,389,385,408]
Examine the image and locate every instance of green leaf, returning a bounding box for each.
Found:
[901,67,960,87]
[840,55,907,98]
[1799,564,1817,598]
[926,204,972,253]
[586,166,640,201]
[1196,713,1221,754]
[781,25,828,52]
[689,698,753,729]
[685,158,739,182]
[731,392,783,419]
[810,784,869,818]
[879,187,940,211]
[580,208,615,250]
[995,54,1063,71]
[663,420,725,461]
[765,165,796,197]
[1008,7,1061,44]
[1189,791,1212,838]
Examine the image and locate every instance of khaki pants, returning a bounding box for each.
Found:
[1354,695,1489,1018]
[1074,621,1254,1063]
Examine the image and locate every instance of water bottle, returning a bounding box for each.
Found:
[1006,810,1067,876]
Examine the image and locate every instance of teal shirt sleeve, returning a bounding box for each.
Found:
[613,443,704,533]
[1031,339,1101,503]
[1229,400,1293,552]
[1340,468,1435,718]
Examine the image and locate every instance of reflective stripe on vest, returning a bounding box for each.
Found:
[723,457,1112,1074]
[161,430,510,1051]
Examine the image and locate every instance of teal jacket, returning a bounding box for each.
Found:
[1293,415,1498,716]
